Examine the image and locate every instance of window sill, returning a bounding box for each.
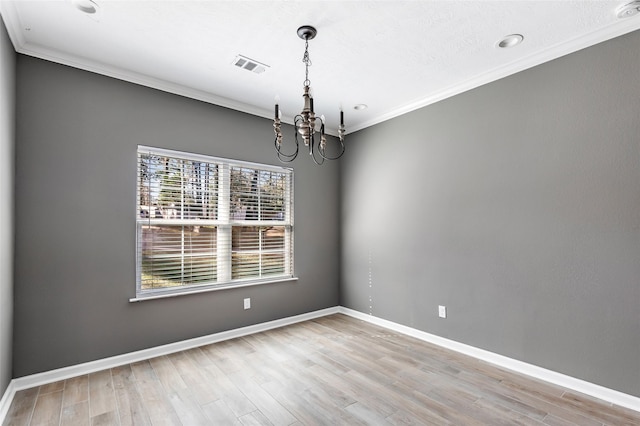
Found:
[129,276,299,303]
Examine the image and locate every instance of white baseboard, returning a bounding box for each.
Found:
[0,380,16,423]
[2,304,638,424]
[10,306,339,393]
[338,307,640,413]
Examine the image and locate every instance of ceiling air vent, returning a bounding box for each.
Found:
[233,55,269,74]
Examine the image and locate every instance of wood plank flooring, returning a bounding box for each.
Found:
[4,314,639,425]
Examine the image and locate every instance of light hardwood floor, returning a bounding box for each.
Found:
[3,314,640,425]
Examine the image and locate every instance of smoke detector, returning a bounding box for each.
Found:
[616,1,640,18]
[233,55,269,74]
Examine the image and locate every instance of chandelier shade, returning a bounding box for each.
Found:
[274,25,345,165]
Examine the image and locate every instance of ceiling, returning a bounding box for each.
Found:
[2,0,640,134]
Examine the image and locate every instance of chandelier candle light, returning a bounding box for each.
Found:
[274,25,345,164]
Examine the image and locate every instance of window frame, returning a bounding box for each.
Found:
[133,145,295,302]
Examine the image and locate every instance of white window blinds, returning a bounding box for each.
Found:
[136,146,293,297]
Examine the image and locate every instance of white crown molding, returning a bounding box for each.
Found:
[21,42,276,120]
[347,19,640,133]
[4,1,640,136]
[0,0,278,124]
[338,307,640,413]
[0,2,24,52]
[10,40,345,137]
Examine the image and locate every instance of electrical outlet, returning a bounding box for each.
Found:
[244,298,251,310]
[438,305,447,318]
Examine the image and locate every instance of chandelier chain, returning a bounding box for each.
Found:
[303,39,312,87]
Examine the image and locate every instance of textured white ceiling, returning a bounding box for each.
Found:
[2,0,640,134]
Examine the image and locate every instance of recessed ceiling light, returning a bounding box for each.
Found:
[497,34,524,49]
[616,1,640,18]
[353,104,368,111]
[71,0,100,15]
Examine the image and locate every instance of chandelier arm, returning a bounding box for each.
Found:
[308,133,325,165]
[275,136,298,162]
[274,135,299,160]
[273,117,301,163]
[319,137,345,160]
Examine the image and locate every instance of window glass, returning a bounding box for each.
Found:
[136,146,293,298]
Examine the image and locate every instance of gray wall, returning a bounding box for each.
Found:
[0,14,15,396]
[14,55,340,377]
[341,30,640,397]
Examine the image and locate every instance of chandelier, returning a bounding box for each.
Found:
[274,25,345,164]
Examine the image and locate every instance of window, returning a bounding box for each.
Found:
[136,146,293,299]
